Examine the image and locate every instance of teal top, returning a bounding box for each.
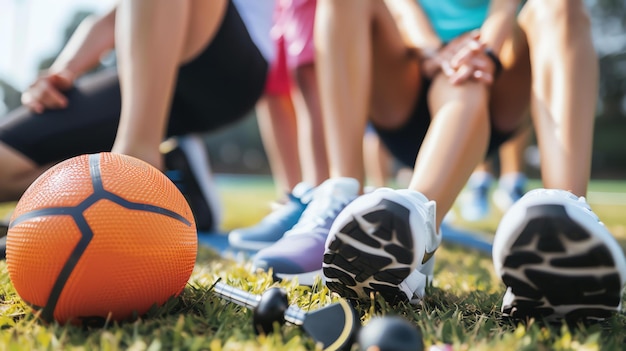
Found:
[418,0,490,42]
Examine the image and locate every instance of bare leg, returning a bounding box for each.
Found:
[473,161,493,176]
[0,143,51,201]
[409,77,491,225]
[493,124,532,212]
[411,22,531,226]
[315,0,420,187]
[363,131,392,188]
[518,0,597,196]
[499,126,531,176]
[291,63,329,186]
[255,94,302,196]
[112,0,227,169]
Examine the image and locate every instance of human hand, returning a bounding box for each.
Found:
[21,69,75,113]
[438,32,497,85]
[419,47,444,80]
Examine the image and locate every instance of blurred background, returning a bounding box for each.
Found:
[1,0,625,179]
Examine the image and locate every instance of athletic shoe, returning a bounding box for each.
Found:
[459,172,493,221]
[252,178,359,285]
[493,173,527,213]
[493,188,626,322]
[228,182,314,251]
[323,188,441,304]
[164,134,222,232]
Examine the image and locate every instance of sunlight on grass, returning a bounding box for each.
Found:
[1,178,625,350]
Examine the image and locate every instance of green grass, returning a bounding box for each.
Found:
[1,177,626,350]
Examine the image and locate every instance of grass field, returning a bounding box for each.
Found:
[1,176,626,350]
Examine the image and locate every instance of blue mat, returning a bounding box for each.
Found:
[197,232,230,252]
[440,222,493,255]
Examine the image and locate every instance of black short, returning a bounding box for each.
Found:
[373,80,515,167]
[0,0,267,166]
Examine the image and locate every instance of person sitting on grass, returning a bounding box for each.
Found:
[252,0,626,322]
[228,0,329,252]
[0,0,276,257]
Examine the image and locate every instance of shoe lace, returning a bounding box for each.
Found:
[286,193,353,238]
[263,192,308,224]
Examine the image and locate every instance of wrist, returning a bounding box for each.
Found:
[49,62,81,81]
[419,44,443,61]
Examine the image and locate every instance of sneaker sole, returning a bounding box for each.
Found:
[498,203,625,321]
[323,198,418,304]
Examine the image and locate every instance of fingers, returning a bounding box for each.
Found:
[50,70,75,90]
[448,61,494,85]
[422,56,443,80]
[450,39,485,70]
[438,42,495,85]
[21,93,44,114]
[450,64,474,85]
[34,80,69,109]
[441,60,455,77]
[472,70,493,85]
[21,74,71,113]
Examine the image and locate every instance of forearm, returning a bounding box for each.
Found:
[50,6,117,78]
[479,0,521,52]
[384,0,441,53]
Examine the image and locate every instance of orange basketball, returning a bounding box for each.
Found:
[6,153,198,325]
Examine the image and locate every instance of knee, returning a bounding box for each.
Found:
[521,0,592,36]
[432,81,491,127]
[316,0,375,20]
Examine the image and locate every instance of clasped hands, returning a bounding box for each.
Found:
[419,31,499,86]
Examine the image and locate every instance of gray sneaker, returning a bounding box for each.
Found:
[228,182,313,251]
[252,178,360,286]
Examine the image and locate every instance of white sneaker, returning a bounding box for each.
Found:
[323,188,441,304]
[493,188,626,321]
[492,173,527,213]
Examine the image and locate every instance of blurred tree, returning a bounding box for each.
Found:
[589,0,626,177]
[599,52,626,120]
[594,0,626,27]
[1,10,104,118]
[591,0,626,120]
[0,79,21,112]
[38,10,95,71]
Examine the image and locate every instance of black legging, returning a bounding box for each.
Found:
[0,0,268,166]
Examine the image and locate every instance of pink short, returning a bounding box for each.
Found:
[273,0,317,69]
[264,0,316,95]
[264,36,291,95]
